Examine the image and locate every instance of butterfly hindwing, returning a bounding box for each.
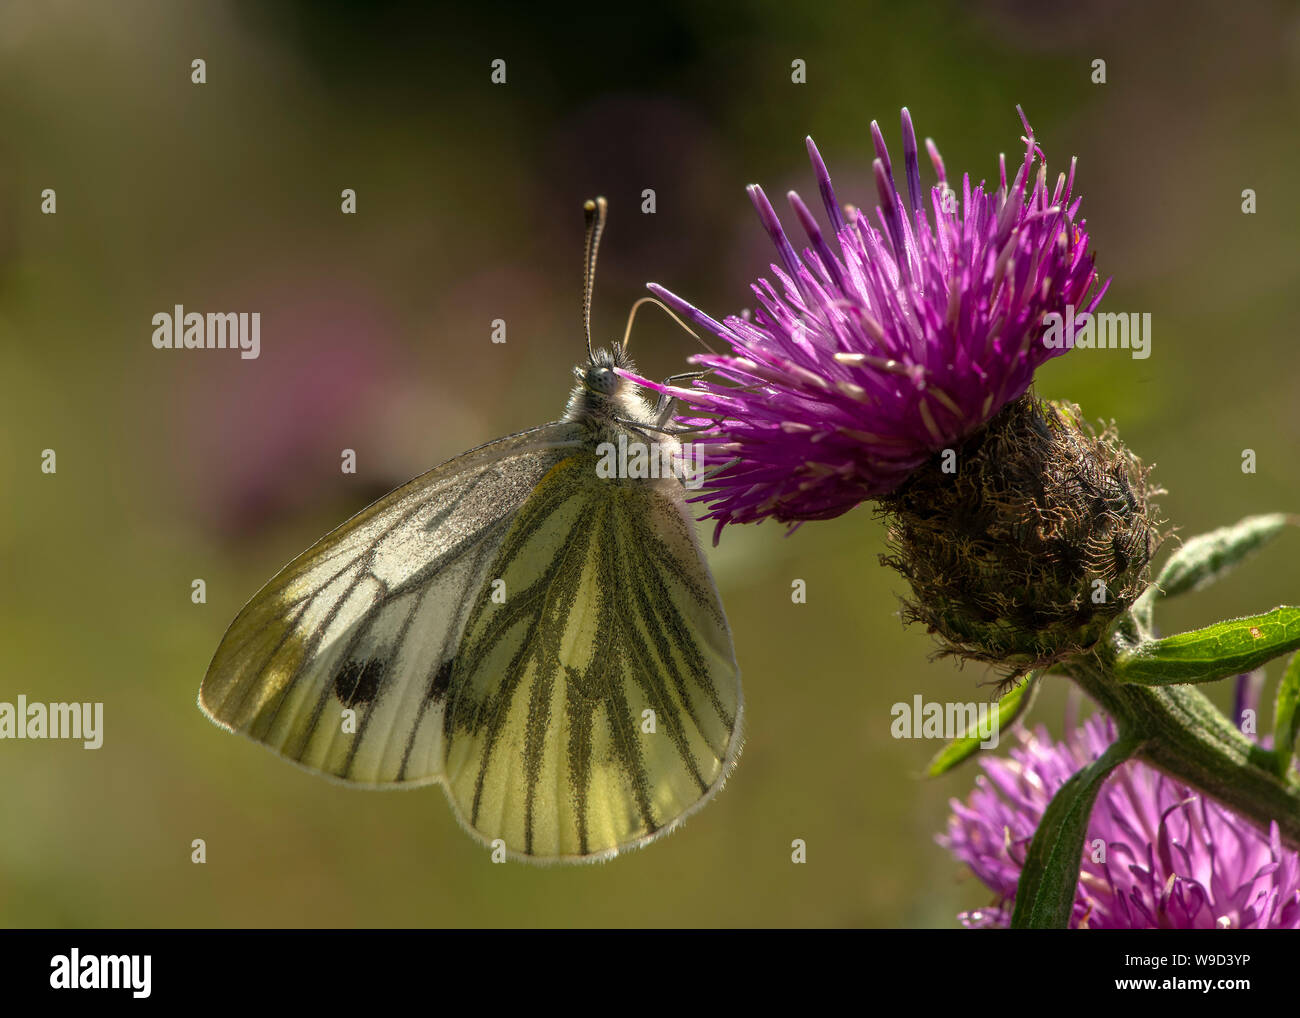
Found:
[441,450,743,860]
[199,424,582,785]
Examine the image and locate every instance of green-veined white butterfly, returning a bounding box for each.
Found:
[199,198,744,863]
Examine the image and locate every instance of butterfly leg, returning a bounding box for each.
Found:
[651,371,709,429]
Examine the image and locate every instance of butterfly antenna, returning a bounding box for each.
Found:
[621,295,715,356]
[582,197,607,361]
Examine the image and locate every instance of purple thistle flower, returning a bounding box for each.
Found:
[626,107,1108,536]
[940,713,1300,929]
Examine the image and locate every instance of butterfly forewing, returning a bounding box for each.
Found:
[441,451,742,860]
[199,425,581,785]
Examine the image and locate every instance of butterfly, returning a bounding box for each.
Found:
[199,198,744,863]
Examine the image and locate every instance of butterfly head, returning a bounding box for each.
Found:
[566,343,645,425]
[577,345,631,396]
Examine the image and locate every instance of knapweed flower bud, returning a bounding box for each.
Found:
[878,394,1163,673]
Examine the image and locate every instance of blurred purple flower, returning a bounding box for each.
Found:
[628,108,1107,536]
[940,713,1300,929]
[174,289,409,538]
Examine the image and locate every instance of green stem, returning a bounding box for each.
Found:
[1064,652,1300,851]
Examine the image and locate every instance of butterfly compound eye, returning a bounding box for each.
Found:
[587,366,617,394]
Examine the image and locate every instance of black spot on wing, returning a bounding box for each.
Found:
[429,657,454,702]
[333,658,385,707]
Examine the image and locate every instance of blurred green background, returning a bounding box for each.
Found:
[3,0,1299,928]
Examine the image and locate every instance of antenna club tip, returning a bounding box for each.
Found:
[583,197,609,227]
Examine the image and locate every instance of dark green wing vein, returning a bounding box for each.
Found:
[539,510,658,856]
[289,460,549,773]
[463,502,600,827]
[214,551,361,675]
[564,667,596,857]
[601,504,705,797]
[593,524,658,828]
[626,504,735,731]
[343,496,521,781]
[221,598,311,726]
[435,449,741,859]
[341,584,428,779]
[272,553,385,757]
[616,579,709,794]
[441,490,589,699]
[209,429,571,681]
[639,523,729,629]
[245,554,379,743]
[200,423,585,787]
[217,466,497,674]
[392,531,500,781]
[620,530,717,744]
[520,646,559,855]
[440,471,586,675]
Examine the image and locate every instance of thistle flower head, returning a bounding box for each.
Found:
[629,107,1107,534]
[940,713,1300,929]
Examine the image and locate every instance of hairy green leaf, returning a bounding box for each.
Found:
[1116,607,1300,686]
[1010,736,1138,929]
[1155,513,1297,600]
[1273,653,1300,778]
[925,674,1039,777]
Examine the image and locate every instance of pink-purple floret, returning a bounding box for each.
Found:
[624,108,1109,539]
[940,713,1300,929]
